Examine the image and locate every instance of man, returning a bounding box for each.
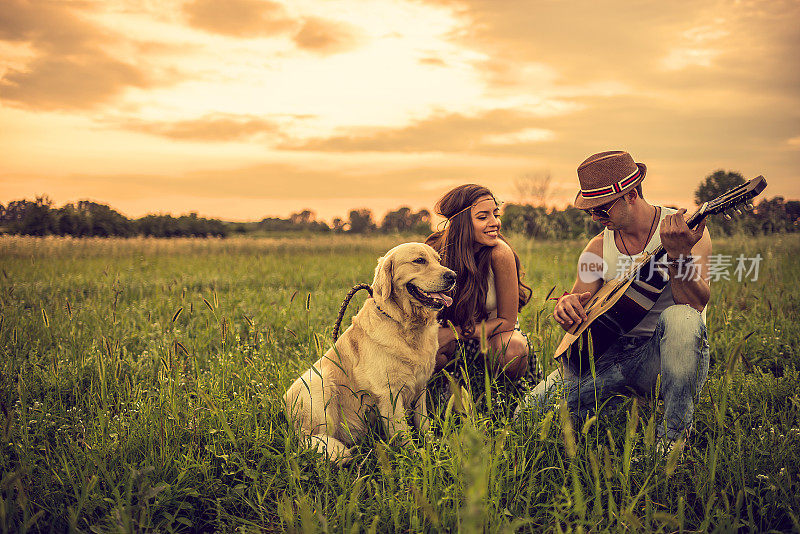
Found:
[519,150,711,450]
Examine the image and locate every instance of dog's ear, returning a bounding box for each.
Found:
[372,254,393,303]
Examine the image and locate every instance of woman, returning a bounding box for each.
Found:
[426,184,539,415]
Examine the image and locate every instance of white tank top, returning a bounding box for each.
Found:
[602,206,705,337]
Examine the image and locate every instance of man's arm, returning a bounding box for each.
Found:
[660,209,712,312]
[554,233,604,330]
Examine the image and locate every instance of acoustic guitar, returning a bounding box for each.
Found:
[553,175,767,373]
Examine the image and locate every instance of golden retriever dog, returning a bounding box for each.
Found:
[284,242,456,462]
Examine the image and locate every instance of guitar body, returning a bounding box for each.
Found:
[554,254,670,372]
[552,175,767,373]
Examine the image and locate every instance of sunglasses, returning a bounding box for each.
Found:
[582,196,622,218]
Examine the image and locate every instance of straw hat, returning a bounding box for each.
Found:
[573,150,647,209]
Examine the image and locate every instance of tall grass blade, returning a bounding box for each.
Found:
[559,398,576,459]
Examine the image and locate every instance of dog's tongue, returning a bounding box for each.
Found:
[430,292,453,307]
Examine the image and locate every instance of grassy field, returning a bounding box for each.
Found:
[1,233,799,533]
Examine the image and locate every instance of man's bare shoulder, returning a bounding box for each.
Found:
[584,232,604,257]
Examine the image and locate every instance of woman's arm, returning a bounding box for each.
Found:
[459,240,520,340]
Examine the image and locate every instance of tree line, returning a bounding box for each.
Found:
[0,197,433,238]
[501,171,799,239]
[1,171,797,239]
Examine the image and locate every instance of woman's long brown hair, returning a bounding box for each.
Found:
[425,184,531,336]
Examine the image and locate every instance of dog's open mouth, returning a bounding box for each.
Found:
[406,283,454,310]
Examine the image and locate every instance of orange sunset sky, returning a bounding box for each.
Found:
[1,0,799,222]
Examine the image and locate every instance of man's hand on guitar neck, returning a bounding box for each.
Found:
[660,207,712,312]
[554,291,592,330]
[660,208,705,258]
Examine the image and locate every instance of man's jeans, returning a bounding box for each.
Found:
[520,305,710,441]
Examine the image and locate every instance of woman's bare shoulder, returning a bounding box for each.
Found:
[490,239,515,260]
[490,240,518,273]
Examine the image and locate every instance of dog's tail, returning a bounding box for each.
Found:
[332,284,373,341]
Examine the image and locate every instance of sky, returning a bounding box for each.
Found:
[1,0,798,223]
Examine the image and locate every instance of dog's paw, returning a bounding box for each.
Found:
[336,447,356,466]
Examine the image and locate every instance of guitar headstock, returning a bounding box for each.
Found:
[701,175,767,218]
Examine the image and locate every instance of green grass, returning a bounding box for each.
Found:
[1,234,799,532]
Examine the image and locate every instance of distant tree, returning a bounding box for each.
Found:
[754,196,792,234]
[501,203,603,240]
[2,199,36,225]
[289,210,314,225]
[694,170,746,205]
[380,207,431,234]
[2,196,58,235]
[332,217,346,232]
[694,171,749,235]
[381,206,412,232]
[411,209,432,234]
[258,217,292,232]
[513,172,552,206]
[258,210,328,233]
[56,203,91,236]
[76,201,132,237]
[290,210,330,232]
[785,200,800,225]
[347,208,376,234]
[137,212,228,237]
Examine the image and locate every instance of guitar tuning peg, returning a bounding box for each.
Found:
[745,201,754,211]
[723,212,732,221]
[734,207,743,216]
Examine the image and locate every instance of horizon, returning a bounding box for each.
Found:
[2,0,798,220]
[7,174,793,227]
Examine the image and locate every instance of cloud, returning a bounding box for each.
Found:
[423,0,696,86]
[268,88,799,203]
[281,108,558,153]
[660,22,728,71]
[0,0,99,53]
[0,0,150,110]
[292,17,362,54]
[117,113,284,142]
[182,1,362,55]
[483,128,555,145]
[2,154,541,209]
[182,0,295,37]
[422,0,799,104]
[1,55,148,111]
[418,56,447,67]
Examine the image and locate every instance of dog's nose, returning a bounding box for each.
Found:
[444,270,457,284]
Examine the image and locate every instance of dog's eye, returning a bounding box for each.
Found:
[412,258,427,265]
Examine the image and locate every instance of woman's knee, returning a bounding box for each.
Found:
[495,335,529,379]
[435,340,457,371]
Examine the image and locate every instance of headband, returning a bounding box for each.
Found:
[435,197,502,231]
